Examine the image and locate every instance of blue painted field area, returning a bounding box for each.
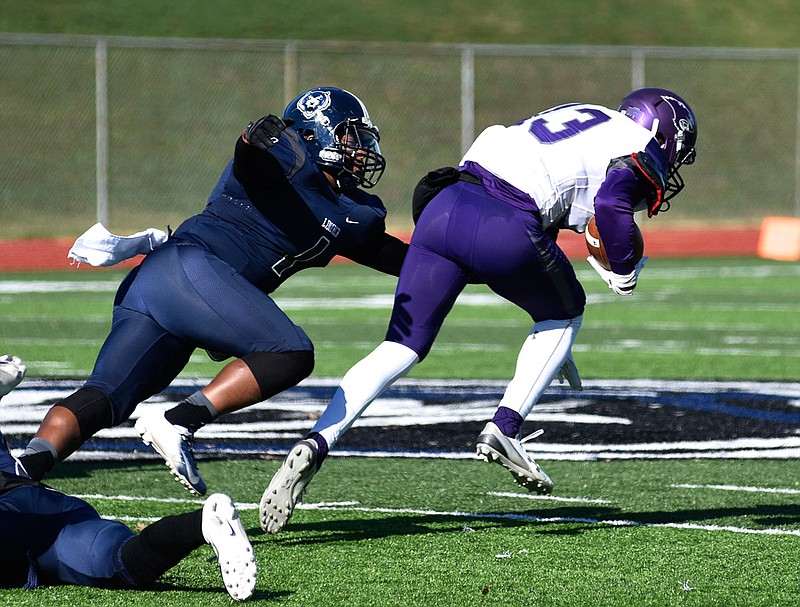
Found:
[3,379,799,462]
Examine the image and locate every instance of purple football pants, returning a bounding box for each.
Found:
[386,181,585,359]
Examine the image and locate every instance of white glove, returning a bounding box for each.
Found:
[0,355,26,398]
[555,352,582,390]
[587,255,648,296]
[68,222,169,267]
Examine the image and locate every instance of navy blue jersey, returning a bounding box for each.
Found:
[173,129,391,293]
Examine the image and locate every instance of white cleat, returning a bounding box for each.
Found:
[135,411,207,496]
[259,439,318,534]
[202,493,257,601]
[475,422,554,494]
[0,354,26,398]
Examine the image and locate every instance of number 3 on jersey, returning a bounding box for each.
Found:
[529,107,612,143]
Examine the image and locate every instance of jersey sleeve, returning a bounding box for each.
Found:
[232,124,315,191]
[608,139,670,218]
[232,134,291,191]
[593,165,647,275]
[341,231,409,276]
[347,188,389,219]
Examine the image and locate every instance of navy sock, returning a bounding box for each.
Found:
[165,392,217,434]
[121,509,204,587]
[17,438,59,480]
[491,406,524,438]
[16,450,55,481]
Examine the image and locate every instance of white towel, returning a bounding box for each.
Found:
[67,222,168,267]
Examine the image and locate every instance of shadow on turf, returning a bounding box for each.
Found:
[625,504,800,527]
[255,502,800,544]
[42,460,160,481]
[46,463,800,532]
[141,581,291,601]
[250,510,597,544]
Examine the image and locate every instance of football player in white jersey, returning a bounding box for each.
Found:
[259,88,698,533]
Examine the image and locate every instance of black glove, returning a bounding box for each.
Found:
[243,115,294,151]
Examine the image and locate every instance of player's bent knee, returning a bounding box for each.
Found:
[241,350,314,400]
[57,387,114,441]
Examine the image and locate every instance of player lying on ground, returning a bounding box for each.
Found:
[0,359,256,600]
[15,87,408,498]
[259,88,698,533]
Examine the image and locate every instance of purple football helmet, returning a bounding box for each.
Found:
[283,87,386,190]
[618,88,697,203]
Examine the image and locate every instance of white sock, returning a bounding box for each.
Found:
[312,341,419,448]
[498,316,583,420]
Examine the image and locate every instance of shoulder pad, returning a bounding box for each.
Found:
[632,150,667,190]
[607,152,666,218]
[607,155,637,173]
[607,152,666,190]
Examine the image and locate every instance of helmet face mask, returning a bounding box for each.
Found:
[618,88,698,205]
[284,87,386,189]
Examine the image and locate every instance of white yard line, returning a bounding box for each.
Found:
[81,495,800,538]
[671,483,800,495]
[484,491,612,504]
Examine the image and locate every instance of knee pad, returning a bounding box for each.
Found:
[58,387,114,441]
[241,350,314,399]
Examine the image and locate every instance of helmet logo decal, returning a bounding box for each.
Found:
[283,87,387,189]
[296,90,332,123]
[661,95,696,135]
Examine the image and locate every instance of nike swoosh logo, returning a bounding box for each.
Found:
[181,453,201,484]
[345,217,359,224]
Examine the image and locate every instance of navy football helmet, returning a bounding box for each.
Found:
[283,87,386,190]
[618,88,697,202]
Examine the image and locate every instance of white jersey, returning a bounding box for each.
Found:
[459,103,654,232]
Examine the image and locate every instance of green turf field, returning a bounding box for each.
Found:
[3,7,800,605]
[2,457,800,606]
[2,257,800,604]
[1,257,798,381]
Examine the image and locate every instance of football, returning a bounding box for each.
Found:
[585,216,644,271]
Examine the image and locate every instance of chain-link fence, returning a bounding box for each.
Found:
[2,34,799,238]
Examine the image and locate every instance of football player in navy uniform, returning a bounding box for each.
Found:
[260,88,698,533]
[15,87,408,496]
[0,444,257,598]
[0,357,256,599]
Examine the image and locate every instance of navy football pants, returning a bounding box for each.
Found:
[0,485,136,588]
[84,241,313,424]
